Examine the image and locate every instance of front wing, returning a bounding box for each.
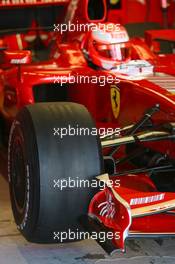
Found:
[88,174,175,254]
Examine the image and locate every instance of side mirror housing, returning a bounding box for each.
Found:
[3,50,31,65]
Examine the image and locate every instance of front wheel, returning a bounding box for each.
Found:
[8,102,103,243]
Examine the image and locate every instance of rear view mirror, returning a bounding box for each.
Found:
[3,50,31,65]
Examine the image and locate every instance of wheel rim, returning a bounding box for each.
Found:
[11,134,27,215]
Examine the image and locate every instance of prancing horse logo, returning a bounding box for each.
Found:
[110,85,120,119]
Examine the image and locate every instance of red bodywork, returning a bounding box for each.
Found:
[1,0,175,253]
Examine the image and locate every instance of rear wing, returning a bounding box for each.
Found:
[0,0,69,8]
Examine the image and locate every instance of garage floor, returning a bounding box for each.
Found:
[0,172,175,264]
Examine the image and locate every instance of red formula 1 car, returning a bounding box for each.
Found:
[1,0,175,254]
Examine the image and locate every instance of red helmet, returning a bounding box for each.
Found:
[82,23,131,70]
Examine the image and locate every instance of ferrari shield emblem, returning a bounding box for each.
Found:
[110,85,120,119]
[110,0,120,4]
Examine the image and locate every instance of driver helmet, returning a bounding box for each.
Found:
[83,23,131,70]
